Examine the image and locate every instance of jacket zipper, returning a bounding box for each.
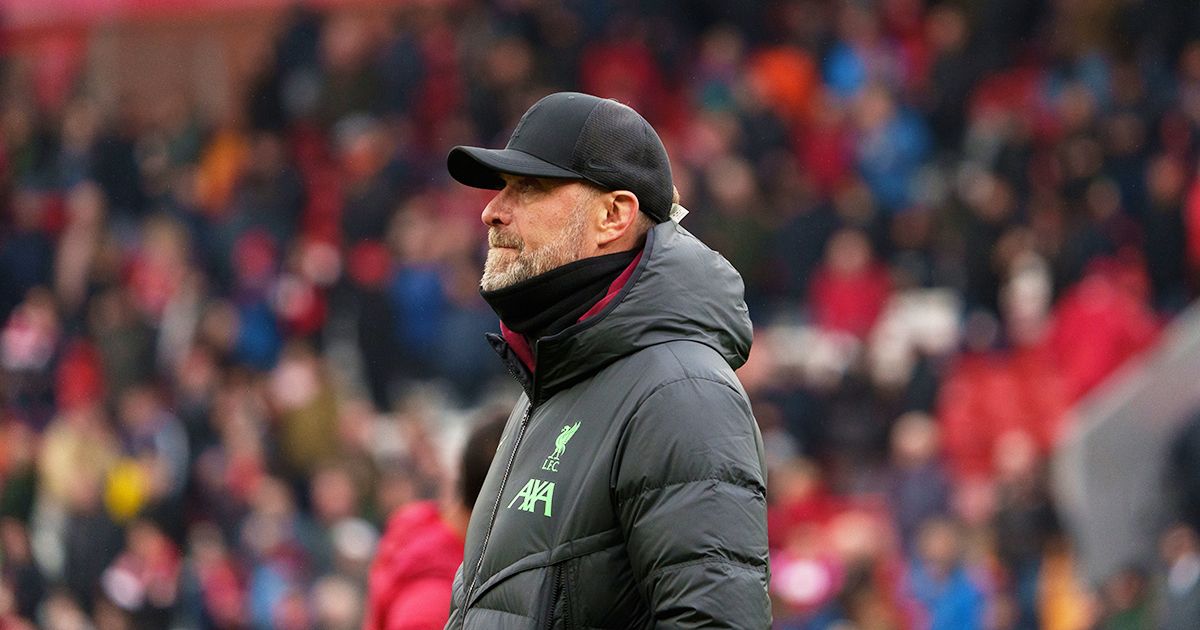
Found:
[544,563,565,630]
[563,568,571,630]
[464,401,534,606]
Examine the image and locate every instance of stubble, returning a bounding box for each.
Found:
[479,194,592,291]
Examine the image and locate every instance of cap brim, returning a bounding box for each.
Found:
[447,146,585,190]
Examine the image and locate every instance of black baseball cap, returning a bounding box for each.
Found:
[447,92,674,223]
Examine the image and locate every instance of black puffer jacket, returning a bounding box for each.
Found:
[446,221,770,629]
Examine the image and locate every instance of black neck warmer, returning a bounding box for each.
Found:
[480,249,640,342]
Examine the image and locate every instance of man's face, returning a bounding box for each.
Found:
[480,174,597,291]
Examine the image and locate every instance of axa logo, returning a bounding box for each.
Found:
[507,478,555,517]
[542,422,580,473]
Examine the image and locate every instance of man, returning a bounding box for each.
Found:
[365,413,507,630]
[444,92,770,628]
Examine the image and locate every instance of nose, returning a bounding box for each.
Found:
[481,187,511,227]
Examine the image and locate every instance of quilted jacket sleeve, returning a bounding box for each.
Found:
[613,376,771,629]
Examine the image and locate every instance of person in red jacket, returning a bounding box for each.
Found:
[365,415,506,630]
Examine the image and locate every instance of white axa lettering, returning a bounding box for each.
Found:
[506,478,555,517]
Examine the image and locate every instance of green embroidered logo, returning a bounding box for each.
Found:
[542,422,580,472]
[507,478,555,517]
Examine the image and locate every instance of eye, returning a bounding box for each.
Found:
[502,176,549,197]
[514,178,541,194]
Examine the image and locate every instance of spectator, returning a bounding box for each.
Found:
[1158,523,1200,630]
[1097,565,1152,630]
[887,412,951,554]
[1144,155,1191,312]
[1,288,61,429]
[61,471,125,616]
[851,84,931,212]
[809,227,892,338]
[906,517,986,630]
[114,384,189,521]
[270,342,339,480]
[177,522,247,629]
[365,413,505,630]
[992,430,1058,630]
[0,518,45,622]
[240,477,316,630]
[98,519,182,629]
[922,4,980,151]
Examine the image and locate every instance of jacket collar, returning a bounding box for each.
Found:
[487,222,752,404]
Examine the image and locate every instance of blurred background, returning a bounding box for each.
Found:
[3,0,1200,628]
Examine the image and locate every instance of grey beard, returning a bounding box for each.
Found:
[480,234,584,291]
[480,208,590,291]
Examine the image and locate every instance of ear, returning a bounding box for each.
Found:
[594,190,640,250]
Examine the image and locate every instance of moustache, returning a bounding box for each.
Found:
[488,229,524,250]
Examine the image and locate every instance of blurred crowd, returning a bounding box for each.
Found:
[4,0,1200,628]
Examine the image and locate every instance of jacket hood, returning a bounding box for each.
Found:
[524,221,752,400]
